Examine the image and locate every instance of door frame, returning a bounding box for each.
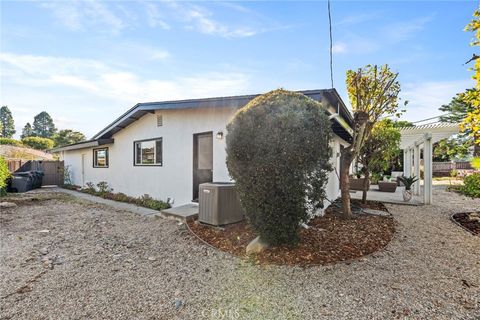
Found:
[81,154,86,186]
[192,131,213,201]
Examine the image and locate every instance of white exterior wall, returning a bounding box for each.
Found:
[323,135,349,209]
[62,106,347,207]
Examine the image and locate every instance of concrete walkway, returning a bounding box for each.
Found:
[47,187,163,217]
[350,185,423,206]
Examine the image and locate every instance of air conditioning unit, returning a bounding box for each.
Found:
[199,182,245,226]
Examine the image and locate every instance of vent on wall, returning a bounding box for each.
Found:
[157,115,163,127]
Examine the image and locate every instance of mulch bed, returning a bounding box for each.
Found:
[451,212,480,236]
[187,200,395,266]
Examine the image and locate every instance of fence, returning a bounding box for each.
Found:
[7,160,23,173]
[6,160,64,186]
[433,161,473,176]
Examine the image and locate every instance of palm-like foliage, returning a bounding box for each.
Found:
[398,176,419,191]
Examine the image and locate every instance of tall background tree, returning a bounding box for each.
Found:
[53,129,86,147]
[32,111,56,138]
[433,138,471,161]
[439,91,478,156]
[21,122,33,139]
[0,106,16,138]
[357,119,401,203]
[340,65,406,218]
[461,8,480,154]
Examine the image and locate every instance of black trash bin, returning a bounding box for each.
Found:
[32,171,44,188]
[10,172,34,193]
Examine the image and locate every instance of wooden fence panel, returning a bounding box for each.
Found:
[39,161,64,186]
[432,161,472,173]
[6,160,22,173]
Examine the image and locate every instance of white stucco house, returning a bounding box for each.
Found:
[53,89,353,208]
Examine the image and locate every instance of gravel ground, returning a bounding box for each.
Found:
[0,187,479,320]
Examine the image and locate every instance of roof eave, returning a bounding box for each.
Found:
[50,139,114,153]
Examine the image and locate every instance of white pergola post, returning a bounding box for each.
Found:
[423,134,433,204]
[413,143,421,195]
[404,148,412,177]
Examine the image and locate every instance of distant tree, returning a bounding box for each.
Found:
[53,129,86,147]
[433,137,472,161]
[439,91,474,123]
[32,111,56,138]
[21,136,55,150]
[0,106,16,138]
[340,65,406,218]
[393,120,414,128]
[357,119,401,203]
[21,122,33,139]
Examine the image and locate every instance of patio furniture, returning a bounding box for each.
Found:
[378,181,397,193]
[349,178,369,191]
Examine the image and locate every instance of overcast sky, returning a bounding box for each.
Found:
[1,1,477,138]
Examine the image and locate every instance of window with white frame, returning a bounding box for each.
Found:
[134,138,162,166]
[93,148,109,168]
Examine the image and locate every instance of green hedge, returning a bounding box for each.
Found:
[226,89,333,246]
[0,156,10,196]
[21,136,55,150]
[0,138,23,147]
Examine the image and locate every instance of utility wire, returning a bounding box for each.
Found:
[327,0,334,88]
[412,115,441,123]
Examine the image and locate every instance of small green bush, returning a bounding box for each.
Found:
[75,183,170,210]
[137,194,170,210]
[0,156,11,196]
[83,182,96,194]
[461,173,480,198]
[96,181,112,196]
[0,138,23,147]
[226,89,333,246]
[21,136,54,150]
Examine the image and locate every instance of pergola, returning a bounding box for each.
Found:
[399,123,460,204]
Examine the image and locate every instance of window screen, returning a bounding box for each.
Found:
[93,148,108,168]
[134,138,162,166]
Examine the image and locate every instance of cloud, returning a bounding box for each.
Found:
[1,52,251,137]
[384,16,433,43]
[143,2,170,30]
[335,12,381,27]
[400,79,474,122]
[41,0,128,34]
[332,15,433,55]
[332,42,347,54]
[161,1,284,38]
[175,3,259,38]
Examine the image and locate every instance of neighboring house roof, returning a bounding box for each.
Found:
[53,89,353,152]
[399,122,460,149]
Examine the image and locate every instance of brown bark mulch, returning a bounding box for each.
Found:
[451,212,480,236]
[187,201,395,266]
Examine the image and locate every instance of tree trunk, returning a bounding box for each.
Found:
[340,152,353,218]
[361,170,370,204]
[474,134,480,157]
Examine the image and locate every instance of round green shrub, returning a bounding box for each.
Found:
[0,138,23,147]
[226,89,333,246]
[21,136,54,150]
[461,173,480,198]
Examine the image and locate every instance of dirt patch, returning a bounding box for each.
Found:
[187,201,395,267]
[451,212,480,235]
